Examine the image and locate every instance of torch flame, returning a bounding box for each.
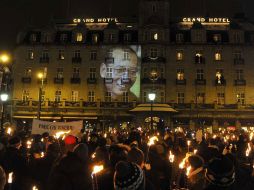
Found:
[91,152,96,159]
[186,166,192,177]
[7,127,12,135]
[27,140,32,149]
[32,186,38,190]
[169,151,175,163]
[187,140,191,146]
[148,136,158,146]
[40,152,45,158]
[92,165,104,175]
[246,143,251,157]
[194,149,198,154]
[54,131,71,139]
[179,158,186,169]
[8,172,13,184]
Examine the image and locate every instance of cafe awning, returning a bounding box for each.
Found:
[130,104,177,112]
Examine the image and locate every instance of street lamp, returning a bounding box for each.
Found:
[148,93,156,131]
[0,92,8,133]
[37,72,44,120]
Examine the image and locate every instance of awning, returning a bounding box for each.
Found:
[130,104,177,112]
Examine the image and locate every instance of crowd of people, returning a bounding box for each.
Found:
[0,127,253,190]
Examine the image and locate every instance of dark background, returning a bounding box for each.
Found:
[0,0,253,50]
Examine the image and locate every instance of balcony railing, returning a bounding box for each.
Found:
[54,78,64,84]
[141,78,166,85]
[37,78,47,84]
[235,79,246,86]
[39,57,49,63]
[72,57,82,63]
[65,101,80,107]
[195,79,206,85]
[234,58,244,65]
[105,57,114,64]
[121,78,130,84]
[176,79,186,85]
[70,77,81,84]
[194,57,205,64]
[104,78,113,84]
[22,77,31,83]
[215,79,226,86]
[87,78,97,84]
[142,56,166,63]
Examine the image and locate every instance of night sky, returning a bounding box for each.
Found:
[1,0,254,50]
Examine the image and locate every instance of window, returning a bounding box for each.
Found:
[107,49,113,58]
[150,48,158,58]
[143,68,148,78]
[74,50,80,58]
[25,68,32,77]
[196,69,204,80]
[30,34,37,42]
[234,51,242,59]
[236,69,244,80]
[143,92,147,103]
[41,90,45,102]
[71,91,79,102]
[76,33,83,42]
[105,92,112,102]
[58,50,65,60]
[237,93,245,105]
[55,90,61,102]
[197,93,205,104]
[233,33,241,43]
[106,67,113,78]
[109,33,115,42]
[152,32,158,40]
[152,4,157,13]
[88,91,95,102]
[123,49,130,60]
[73,68,80,78]
[176,33,184,43]
[124,33,131,42]
[60,33,68,42]
[92,34,99,44]
[177,92,185,104]
[42,49,49,59]
[160,92,165,103]
[213,34,221,42]
[28,50,34,60]
[22,90,29,102]
[57,68,63,78]
[177,69,184,80]
[90,50,97,60]
[216,69,224,84]
[195,52,203,63]
[215,52,222,61]
[176,50,183,61]
[122,92,128,102]
[217,93,225,105]
[195,31,202,42]
[89,68,96,79]
[160,68,164,78]
[44,34,50,43]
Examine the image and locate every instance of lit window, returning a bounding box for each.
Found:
[123,49,130,60]
[58,50,65,60]
[55,90,61,102]
[177,93,185,104]
[22,90,29,102]
[89,68,96,79]
[56,68,63,78]
[122,92,129,102]
[213,34,221,42]
[76,33,83,42]
[106,67,113,78]
[237,93,245,105]
[105,92,112,102]
[28,50,34,60]
[71,91,79,102]
[215,52,222,61]
[177,69,184,80]
[88,91,95,102]
[217,93,225,105]
[176,50,183,61]
[153,33,158,40]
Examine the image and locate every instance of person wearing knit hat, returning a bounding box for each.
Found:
[114,161,145,190]
[204,155,235,190]
[187,155,206,190]
[64,135,77,153]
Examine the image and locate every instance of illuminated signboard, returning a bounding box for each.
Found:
[182,17,230,24]
[73,18,119,23]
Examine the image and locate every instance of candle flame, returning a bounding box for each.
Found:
[169,151,175,163]
[148,136,158,146]
[8,172,13,184]
[92,165,104,175]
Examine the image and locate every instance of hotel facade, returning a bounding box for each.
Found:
[12,0,254,130]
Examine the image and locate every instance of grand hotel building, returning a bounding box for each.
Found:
[12,0,254,130]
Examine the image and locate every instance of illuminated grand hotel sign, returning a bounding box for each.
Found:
[182,17,230,25]
[73,17,119,23]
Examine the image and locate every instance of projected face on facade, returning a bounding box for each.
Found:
[100,47,139,98]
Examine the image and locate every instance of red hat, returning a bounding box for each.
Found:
[64,135,77,145]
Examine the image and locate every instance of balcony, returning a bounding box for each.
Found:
[21,77,31,83]
[141,77,166,85]
[87,78,97,84]
[39,57,49,63]
[70,77,81,84]
[234,58,244,65]
[121,78,130,84]
[72,57,82,63]
[54,78,64,84]
[37,78,47,84]
[215,79,226,86]
[195,79,206,85]
[142,56,166,63]
[176,79,186,85]
[105,57,114,64]
[104,78,113,84]
[65,101,80,107]
[235,79,246,86]
[194,56,205,64]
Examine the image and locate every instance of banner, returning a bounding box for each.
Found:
[32,119,83,136]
